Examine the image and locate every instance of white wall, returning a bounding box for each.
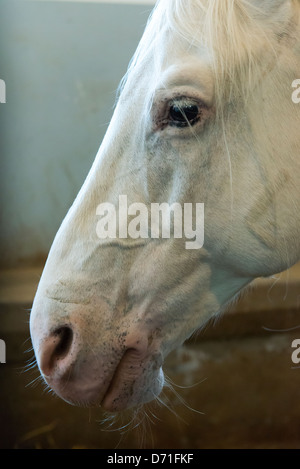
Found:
[0,0,153,266]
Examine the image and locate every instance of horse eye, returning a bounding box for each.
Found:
[169,104,200,127]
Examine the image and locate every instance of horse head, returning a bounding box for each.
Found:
[30,0,300,412]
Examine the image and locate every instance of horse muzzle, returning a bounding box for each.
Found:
[30,310,164,411]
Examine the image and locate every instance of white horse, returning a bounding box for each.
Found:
[30,0,300,413]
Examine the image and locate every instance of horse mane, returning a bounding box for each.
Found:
[119,0,299,108]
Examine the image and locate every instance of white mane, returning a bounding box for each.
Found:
[120,0,300,107]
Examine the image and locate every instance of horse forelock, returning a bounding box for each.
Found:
[119,0,299,110]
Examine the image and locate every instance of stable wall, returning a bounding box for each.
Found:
[0,0,153,266]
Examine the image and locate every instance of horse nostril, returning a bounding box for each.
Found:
[53,326,73,360]
[40,326,74,377]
